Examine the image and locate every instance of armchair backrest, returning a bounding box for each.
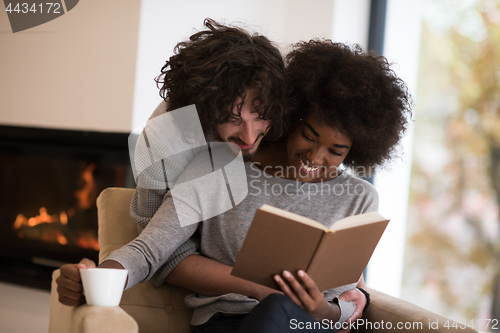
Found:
[97,187,192,333]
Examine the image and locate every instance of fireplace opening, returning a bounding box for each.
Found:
[0,125,134,290]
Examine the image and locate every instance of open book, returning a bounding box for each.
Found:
[231,205,389,291]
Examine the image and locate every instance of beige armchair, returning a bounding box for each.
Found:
[49,187,477,333]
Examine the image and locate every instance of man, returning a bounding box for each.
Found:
[56,17,288,305]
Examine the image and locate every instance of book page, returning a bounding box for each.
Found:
[231,205,325,288]
[307,220,389,291]
[328,211,388,232]
[260,204,327,231]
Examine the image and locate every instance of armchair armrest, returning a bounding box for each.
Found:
[49,269,138,333]
[357,287,478,333]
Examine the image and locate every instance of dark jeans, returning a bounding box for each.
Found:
[193,294,334,333]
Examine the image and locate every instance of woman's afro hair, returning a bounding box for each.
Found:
[285,40,413,171]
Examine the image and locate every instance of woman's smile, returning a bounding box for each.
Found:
[286,114,352,182]
[297,154,322,173]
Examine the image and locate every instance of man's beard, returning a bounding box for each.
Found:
[242,149,254,162]
[226,133,264,162]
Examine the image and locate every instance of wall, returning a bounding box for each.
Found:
[0,0,141,132]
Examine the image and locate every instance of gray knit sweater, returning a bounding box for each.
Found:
[128,101,203,284]
[107,154,378,326]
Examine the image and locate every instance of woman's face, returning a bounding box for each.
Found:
[286,114,352,182]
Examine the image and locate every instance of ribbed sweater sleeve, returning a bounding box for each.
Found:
[127,101,203,285]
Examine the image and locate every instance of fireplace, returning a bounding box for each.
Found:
[0,125,134,290]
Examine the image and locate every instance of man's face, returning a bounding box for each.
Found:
[216,88,271,161]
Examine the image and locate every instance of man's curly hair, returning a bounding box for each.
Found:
[285,40,413,171]
[155,18,288,140]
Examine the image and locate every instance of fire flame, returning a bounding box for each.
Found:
[13,207,70,246]
[12,163,100,251]
[13,207,65,229]
[74,163,97,210]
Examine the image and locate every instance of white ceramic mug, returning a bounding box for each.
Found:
[80,268,128,306]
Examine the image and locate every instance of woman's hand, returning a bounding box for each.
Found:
[336,288,367,333]
[274,270,340,323]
